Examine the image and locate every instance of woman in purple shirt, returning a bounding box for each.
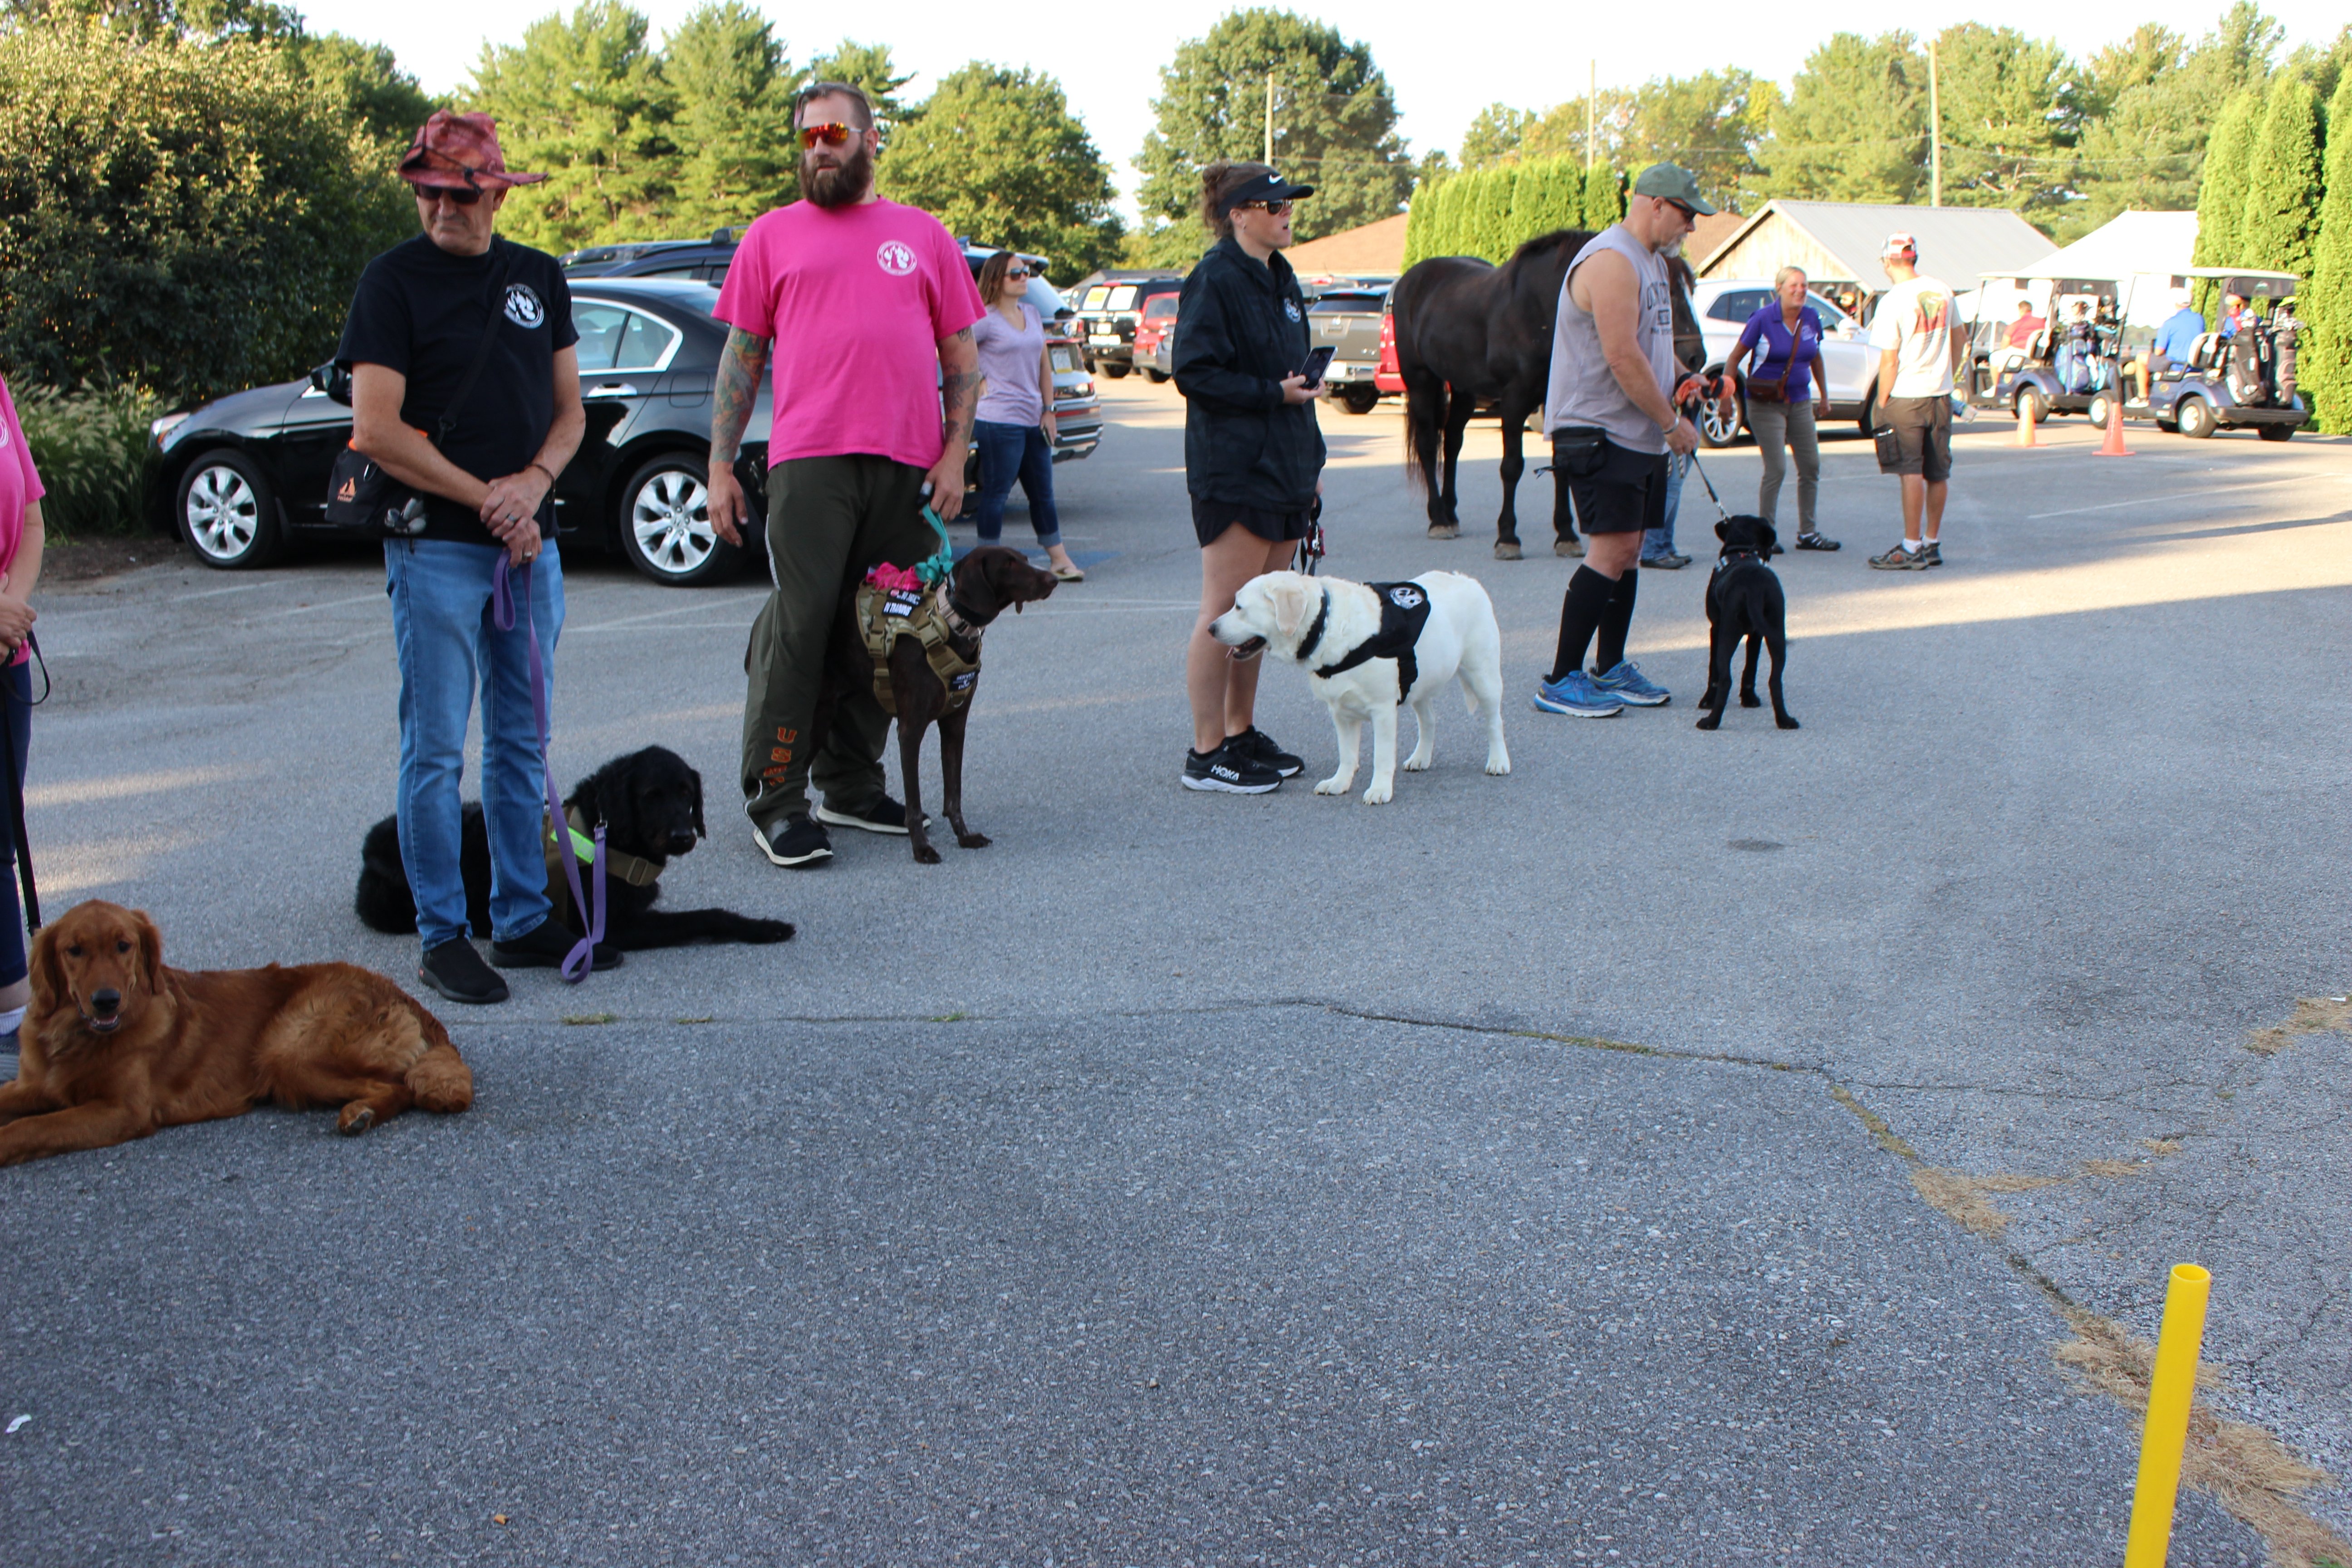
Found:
[1725,267,1838,551]
[970,253,1081,581]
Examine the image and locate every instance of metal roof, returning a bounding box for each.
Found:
[1703,199,2055,285]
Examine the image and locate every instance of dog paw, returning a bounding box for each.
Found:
[1402,754,1432,772]
[956,833,991,850]
[1695,714,1722,731]
[338,1106,375,1137]
[1776,715,1802,730]
[1361,784,1393,805]
[1740,692,1762,708]
[1485,756,1511,775]
[749,920,796,943]
[912,843,943,865]
[1313,776,1350,795]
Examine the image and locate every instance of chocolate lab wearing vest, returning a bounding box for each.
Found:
[1696,516,1799,731]
[1209,568,1509,804]
[818,545,1058,864]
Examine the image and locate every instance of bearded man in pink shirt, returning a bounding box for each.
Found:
[709,80,986,869]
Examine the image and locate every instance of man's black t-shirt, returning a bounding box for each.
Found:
[337,233,578,547]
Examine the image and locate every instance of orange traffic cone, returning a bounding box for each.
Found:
[2095,397,2134,458]
[2014,395,2039,447]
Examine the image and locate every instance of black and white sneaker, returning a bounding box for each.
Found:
[1225,725,1304,778]
[1182,742,1283,794]
[814,796,927,836]
[753,813,832,867]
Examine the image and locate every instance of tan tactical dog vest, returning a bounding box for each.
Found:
[854,580,980,717]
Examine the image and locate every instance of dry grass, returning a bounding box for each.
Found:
[2053,1308,2352,1568]
[2141,1138,2183,1156]
[2081,1158,2152,1178]
[1908,1167,2064,1237]
[2248,995,2352,1056]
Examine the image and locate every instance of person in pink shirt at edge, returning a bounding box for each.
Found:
[0,372,46,1047]
[707,80,986,871]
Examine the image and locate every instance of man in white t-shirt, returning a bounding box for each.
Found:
[1865,233,1965,570]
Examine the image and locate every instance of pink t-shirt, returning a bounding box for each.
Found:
[0,376,42,666]
[714,199,986,470]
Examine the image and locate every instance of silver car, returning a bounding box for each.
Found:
[1689,279,1883,446]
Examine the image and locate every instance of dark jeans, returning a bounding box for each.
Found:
[973,421,1061,548]
[0,658,27,987]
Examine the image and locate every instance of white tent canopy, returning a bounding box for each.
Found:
[1971,212,2199,326]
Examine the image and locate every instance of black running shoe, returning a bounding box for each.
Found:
[418,938,509,1005]
[753,813,832,867]
[1794,532,1841,551]
[1182,742,1283,794]
[1226,725,1303,778]
[814,796,928,835]
[490,918,623,972]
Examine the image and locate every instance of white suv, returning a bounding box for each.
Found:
[1689,279,1883,446]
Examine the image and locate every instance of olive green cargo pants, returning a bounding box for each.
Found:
[740,455,935,831]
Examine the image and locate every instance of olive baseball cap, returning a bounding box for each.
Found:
[1630,163,1717,216]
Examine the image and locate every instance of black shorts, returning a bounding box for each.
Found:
[1557,435,1668,536]
[1878,395,1953,482]
[1193,497,1311,548]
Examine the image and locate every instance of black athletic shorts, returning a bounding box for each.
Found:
[1878,395,1953,482]
[1193,497,1311,548]
[1558,435,1669,536]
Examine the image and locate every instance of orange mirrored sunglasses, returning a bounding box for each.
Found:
[798,122,857,149]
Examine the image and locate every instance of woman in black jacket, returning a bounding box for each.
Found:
[1171,161,1327,794]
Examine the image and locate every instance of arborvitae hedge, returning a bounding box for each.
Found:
[2239,74,2323,280]
[2302,74,2352,433]
[2190,92,2261,319]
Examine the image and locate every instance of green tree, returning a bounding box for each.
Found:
[1520,88,1634,167]
[2192,89,2264,313]
[1466,166,1519,261]
[1,0,299,42]
[1460,102,1532,170]
[2302,71,2352,431]
[466,1,678,252]
[1929,24,2083,215]
[0,19,410,399]
[882,62,1123,279]
[2069,4,2278,236]
[664,0,796,231]
[284,32,441,152]
[1620,69,1767,212]
[1759,31,1925,202]
[2237,71,2322,278]
[1135,9,1415,246]
[1507,157,1584,246]
[804,39,916,131]
[1583,162,1624,227]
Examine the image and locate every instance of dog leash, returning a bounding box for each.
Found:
[913,504,956,587]
[1294,497,1326,577]
[491,556,605,983]
[1685,451,1731,523]
[0,632,44,937]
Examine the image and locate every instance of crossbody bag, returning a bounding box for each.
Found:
[322,249,514,536]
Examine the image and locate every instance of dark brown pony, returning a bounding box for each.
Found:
[1393,230,1706,559]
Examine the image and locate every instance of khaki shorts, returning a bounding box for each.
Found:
[1877,395,1952,482]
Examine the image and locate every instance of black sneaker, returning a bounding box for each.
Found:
[1182,742,1282,794]
[1794,532,1841,551]
[418,938,510,1005]
[1225,725,1303,778]
[813,796,928,835]
[490,919,623,971]
[753,813,831,867]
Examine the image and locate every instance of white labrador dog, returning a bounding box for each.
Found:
[1210,569,1509,804]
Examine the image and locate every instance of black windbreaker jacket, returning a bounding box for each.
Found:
[1171,236,1327,512]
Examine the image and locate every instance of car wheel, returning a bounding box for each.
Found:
[617,455,743,586]
[1101,362,1130,378]
[1340,385,1380,415]
[2257,421,2295,442]
[1699,389,1743,447]
[1143,367,1170,384]
[2087,392,2113,429]
[176,450,284,569]
[1856,392,1879,439]
[2175,395,2215,439]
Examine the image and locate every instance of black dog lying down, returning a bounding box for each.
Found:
[1697,515,1799,732]
[356,745,795,948]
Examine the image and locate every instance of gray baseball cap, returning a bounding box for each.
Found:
[1630,163,1717,216]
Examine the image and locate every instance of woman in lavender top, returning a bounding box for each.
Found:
[970,252,1081,581]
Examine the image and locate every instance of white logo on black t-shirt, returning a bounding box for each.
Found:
[1387,585,1424,611]
[877,240,918,277]
[1283,299,1302,322]
[504,284,546,328]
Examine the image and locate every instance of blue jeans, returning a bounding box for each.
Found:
[973,420,1061,548]
[385,538,564,950]
[1644,451,1686,561]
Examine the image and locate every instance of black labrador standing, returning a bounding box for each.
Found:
[355,745,795,947]
[1696,516,1799,732]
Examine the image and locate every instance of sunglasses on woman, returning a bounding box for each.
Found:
[1236,199,1293,217]
[799,122,858,149]
[1004,268,1030,280]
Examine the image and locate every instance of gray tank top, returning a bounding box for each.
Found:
[1545,225,1676,454]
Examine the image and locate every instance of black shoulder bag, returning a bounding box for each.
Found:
[324,250,513,536]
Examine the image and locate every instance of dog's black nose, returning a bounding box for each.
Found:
[665,832,696,855]
[91,988,122,1015]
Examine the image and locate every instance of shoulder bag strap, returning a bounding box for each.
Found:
[433,245,516,450]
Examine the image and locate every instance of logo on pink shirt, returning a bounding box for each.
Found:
[876,240,918,277]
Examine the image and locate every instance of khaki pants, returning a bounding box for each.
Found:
[1748,400,1820,532]
[740,455,934,830]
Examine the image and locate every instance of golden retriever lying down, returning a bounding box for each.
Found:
[0,899,470,1166]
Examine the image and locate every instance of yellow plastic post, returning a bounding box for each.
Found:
[2124,1264,2212,1568]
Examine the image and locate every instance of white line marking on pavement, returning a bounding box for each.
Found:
[248,593,383,621]
[175,580,278,601]
[565,594,767,634]
[2027,475,2331,519]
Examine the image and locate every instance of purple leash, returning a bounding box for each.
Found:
[492,555,605,983]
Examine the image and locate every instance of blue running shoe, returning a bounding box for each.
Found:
[1592,660,1671,706]
[1532,670,1624,717]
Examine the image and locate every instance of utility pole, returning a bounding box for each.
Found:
[1927,39,1941,207]
[1587,60,1596,170]
[1265,71,1275,165]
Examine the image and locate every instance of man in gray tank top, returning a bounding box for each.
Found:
[1535,164,1711,719]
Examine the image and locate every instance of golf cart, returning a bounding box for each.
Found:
[1964,276,2122,424]
[2128,269,2307,441]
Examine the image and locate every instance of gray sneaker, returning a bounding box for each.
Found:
[1868,541,1932,571]
[1918,540,1943,566]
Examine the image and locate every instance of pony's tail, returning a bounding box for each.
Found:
[1403,378,1442,495]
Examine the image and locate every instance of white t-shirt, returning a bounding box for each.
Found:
[1869,274,1957,398]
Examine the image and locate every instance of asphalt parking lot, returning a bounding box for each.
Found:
[5,378,2349,1564]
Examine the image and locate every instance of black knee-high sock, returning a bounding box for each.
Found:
[1593,566,1639,675]
[1548,565,1619,682]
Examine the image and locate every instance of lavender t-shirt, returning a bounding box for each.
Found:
[973,301,1046,426]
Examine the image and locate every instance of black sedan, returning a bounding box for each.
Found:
[147,279,1104,587]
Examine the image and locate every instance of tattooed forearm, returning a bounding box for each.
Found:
[710,327,771,461]
[937,325,980,443]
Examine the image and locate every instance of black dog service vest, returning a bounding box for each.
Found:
[1300,581,1432,699]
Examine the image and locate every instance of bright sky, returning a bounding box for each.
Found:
[296,0,2345,219]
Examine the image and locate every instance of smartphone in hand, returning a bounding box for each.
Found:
[1298,345,1336,387]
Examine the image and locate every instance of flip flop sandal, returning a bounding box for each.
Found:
[1051,564,1086,582]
